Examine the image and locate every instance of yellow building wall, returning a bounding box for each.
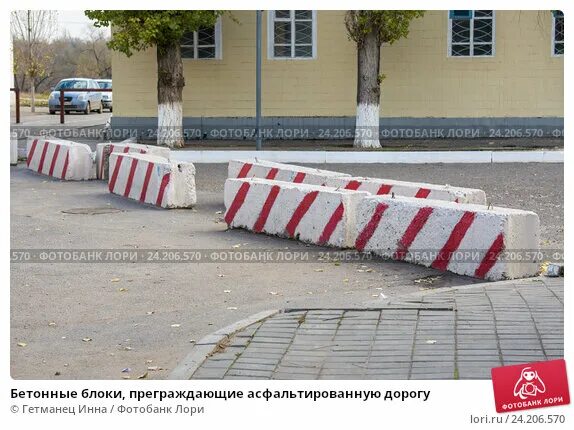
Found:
[111,10,563,118]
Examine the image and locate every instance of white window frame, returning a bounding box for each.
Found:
[447,10,496,57]
[551,11,564,57]
[267,10,317,60]
[181,18,222,60]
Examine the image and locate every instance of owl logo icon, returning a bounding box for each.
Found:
[513,367,546,400]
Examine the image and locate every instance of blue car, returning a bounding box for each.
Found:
[49,78,103,115]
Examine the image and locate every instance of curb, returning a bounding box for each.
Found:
[171,150,564,164]
[167,309,280,380]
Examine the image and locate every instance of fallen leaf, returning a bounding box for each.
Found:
[110,278,120,283]
[118,287,128,292]
[146,311,155,315]
[17,342,27,347]
[268,291,278,295]
[232,244,241,248]
[426,340,437,345]
[227,306,238,310]
[137,372,148,379]
[189,339,196,343]
[170,324,181,328]
[146,360,153,364]
[343,278,349,283]
[218,274,225,278]
[314,268,324,272]
[215,210,223,215]
[54,371,61,376]
[147,366,163,371]
[121,368,131,373]
[48,322,56,327]
[82,337,92,342]
[124,346,133,351]
[121,375,131,379]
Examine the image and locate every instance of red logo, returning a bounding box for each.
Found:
[491,359,570,413]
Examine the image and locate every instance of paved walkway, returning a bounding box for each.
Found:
[181,277,563,380]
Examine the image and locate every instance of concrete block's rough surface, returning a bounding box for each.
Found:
[26,137,95,180]
[11,132,18,165]
[224,178,367,248]
[325,176,487,205]
[96,142,170,180]
[108,152,196,208]
[228,159,350,186]
[355,196,539,280]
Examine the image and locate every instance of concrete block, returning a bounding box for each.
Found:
[325,176,487,204]
[228,159,350,186]
[11,132,18,165]
[224,178,368,248]
[96,142,170,180]
[355,195,540,280]
[26,137,95,180]
[108,152,196,208]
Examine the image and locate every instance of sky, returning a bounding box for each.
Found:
[57,10,111,39]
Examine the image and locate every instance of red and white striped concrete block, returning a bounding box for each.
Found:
[325,176,487,204]
[224,178,368,248]
[355,196,539,280]
[108,152,196,208]
[26,138,95,180]
[96,142,170,180]
[228,159,350,185]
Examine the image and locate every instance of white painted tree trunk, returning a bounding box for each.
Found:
[158,101,183,147]
[354,30,381,149]
[30,81,36,113]
[355,103,380,148]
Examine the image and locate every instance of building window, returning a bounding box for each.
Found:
[181,19,222,59]
[448,10,495,57]
[268,10,316,59]
[552,11,564,56]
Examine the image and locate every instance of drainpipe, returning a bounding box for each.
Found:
[255,10,262,150]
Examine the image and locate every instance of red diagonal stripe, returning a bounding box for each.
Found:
[415,188,431,198]
[108,154,124,192]
[48,145,61,176]
[285,191,319,237]
[376,184,392,195]
[394,206,434,260]
[237,163,252,178]
[37,141,49,173]
[355,202,389,251]
[225,182,251,225]
[431,211,476,271]
[139,162,154,202]
[61,151,69,179]
[318,203,344,245]
[253,185,281,232]
[155,173,171,207]
[27,139,38,167]
[293,172,306,183]
[345,180,362,190]
[474,233,505,279]
[265,167,279,180]
[124,158,139,197]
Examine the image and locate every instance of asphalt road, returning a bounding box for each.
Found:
[10,162,563,379]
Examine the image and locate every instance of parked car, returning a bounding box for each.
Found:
[96,79,112,112]
[48,78,103,115]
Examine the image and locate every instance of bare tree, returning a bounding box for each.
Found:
[11,10,58,112]
[75,25,111,78]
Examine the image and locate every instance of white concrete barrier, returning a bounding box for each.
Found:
[228,159,350,185]
[224,178,368,248]
[355,196,540,280]
[96,142,170,180]
[26,137,95,180]
[11,132,18,165]
[108,152,196,208]
[325,176,487,204]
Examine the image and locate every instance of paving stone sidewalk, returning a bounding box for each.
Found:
[181,277,563,380]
